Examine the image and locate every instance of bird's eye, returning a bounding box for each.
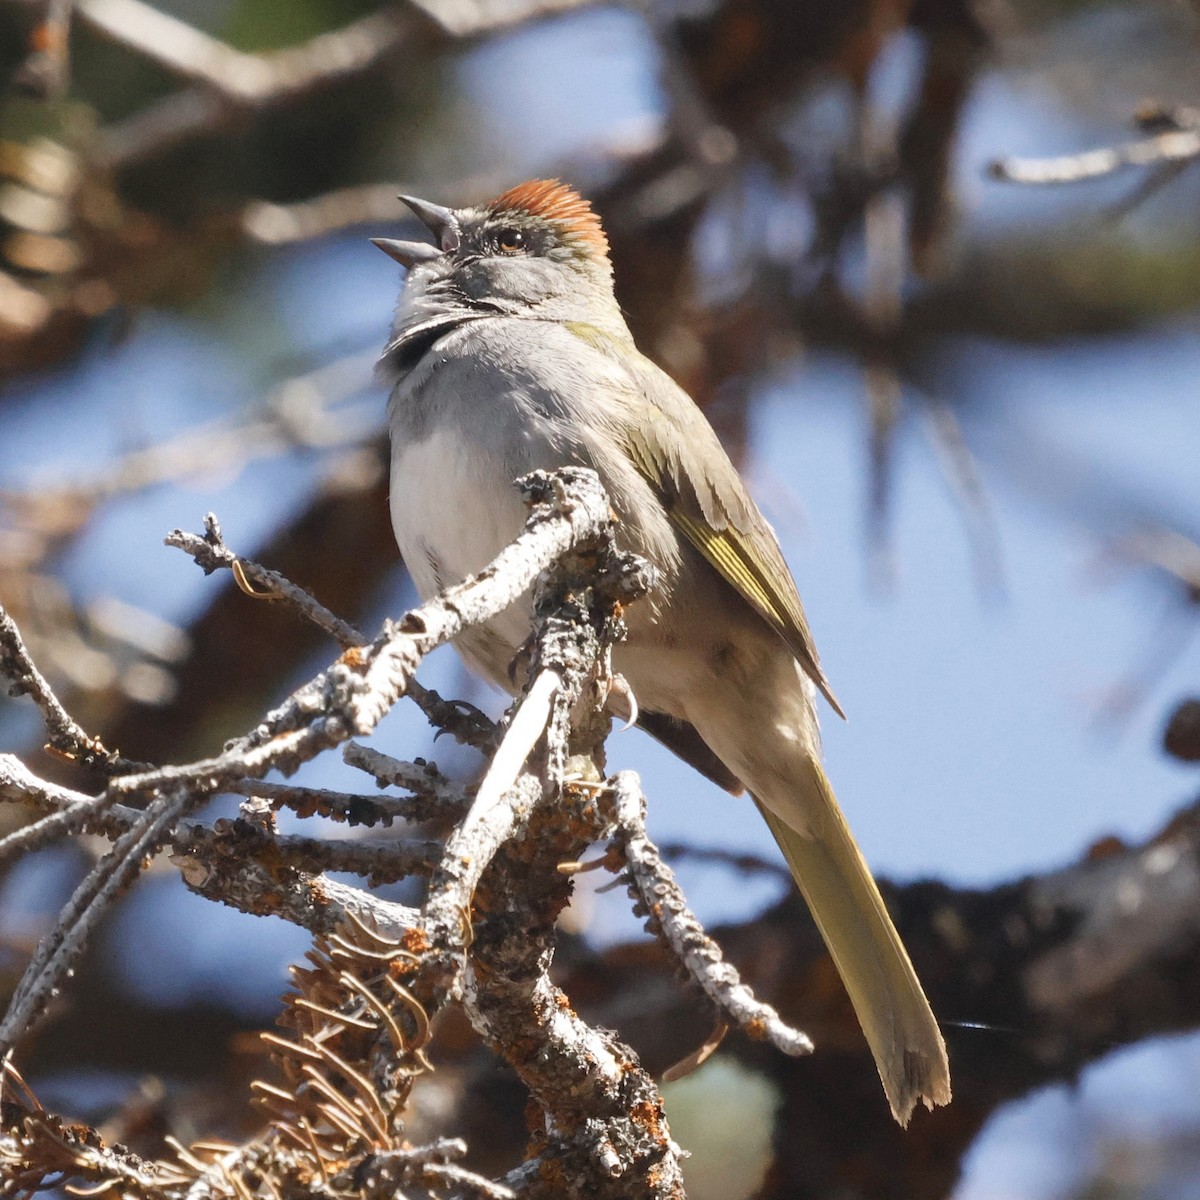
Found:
[495,227,526,255]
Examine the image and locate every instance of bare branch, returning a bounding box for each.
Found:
[0,750,135,839]
[229,771,469,827]
[91,2,416,166]
[165,513,367,651]
[0,603,141,771]
[0,780,197,1047]
[460,667,560,829]
[166,511,499,753]
[989,121,1200,186]
[82,0,598,168]
[656,840,789,879]
[343,743,473,799]
[173,843,421,939]
[175,819,444,885]
[609,770,814,1061]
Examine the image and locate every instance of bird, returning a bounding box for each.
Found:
[373,178,950,1125]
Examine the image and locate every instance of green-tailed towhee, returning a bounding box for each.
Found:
[374,179,950,1124]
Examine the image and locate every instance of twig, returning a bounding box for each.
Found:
[228,772,469,826]
[989,126,1200,186]
[0,751,444,893]
[460,668,560,831]
[919,396,1005,597]
[0,784,104,865]
[165,514,367,650]
[172,820,444,885]
[92,2,415,166]
[0,1102,190,1195]
[424,774,544,974]
[862,176,906,592]
[609,770,814,1060]
[170,514,496,750]
[657,841,790,878]
[338,1140,516,1199]
[0,603,141,771]
[1102,158,1193,222]
[0,782,197,1048]
[172,845,420,939]
[346,468,615,735]
[342,743,470,799]
[0,752,134,839]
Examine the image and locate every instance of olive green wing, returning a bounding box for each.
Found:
[617,356,845,719]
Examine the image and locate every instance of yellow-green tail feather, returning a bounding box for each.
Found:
[754,758,951,1125]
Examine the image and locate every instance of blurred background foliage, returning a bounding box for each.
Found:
[2,0,1200,1196]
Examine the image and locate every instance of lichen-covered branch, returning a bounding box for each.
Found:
[0,466,813,1199]
[0,467,615,1052]
[609,770,813,1062]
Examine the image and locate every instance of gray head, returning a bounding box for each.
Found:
[375,179,626,373]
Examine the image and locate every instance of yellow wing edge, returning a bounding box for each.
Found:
[671,508,846,719]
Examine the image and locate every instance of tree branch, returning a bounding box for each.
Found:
[0,466,813,1198]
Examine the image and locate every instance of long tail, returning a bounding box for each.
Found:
[754,757,951,1125]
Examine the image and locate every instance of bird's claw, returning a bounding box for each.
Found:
[605,672,639,732]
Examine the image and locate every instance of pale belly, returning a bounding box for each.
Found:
[390,426,543,684]
[389,423,742,720]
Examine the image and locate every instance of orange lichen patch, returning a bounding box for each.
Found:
[400,926,432,955]
[647,1161,685,1196]
[745,1016,769,1041]
[488,178,609,258]
[339,645,367,669]
[629,1099,663,1132]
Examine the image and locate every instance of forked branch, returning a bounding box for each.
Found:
[0,467,812,1199]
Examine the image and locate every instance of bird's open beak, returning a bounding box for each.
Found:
[370,238,445,268]
[398,194,461,253]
